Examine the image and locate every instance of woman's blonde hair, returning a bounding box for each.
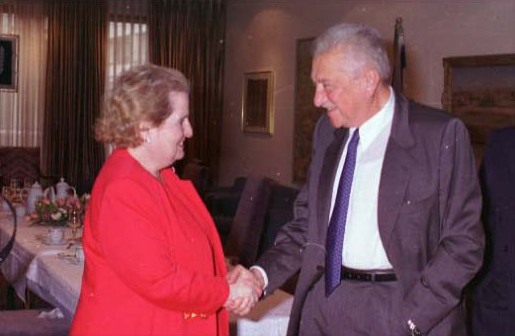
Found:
[95,64,190,147]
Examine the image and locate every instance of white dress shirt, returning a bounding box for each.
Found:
[329,87,395,270]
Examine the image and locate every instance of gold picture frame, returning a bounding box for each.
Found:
[242,71,274,134]
[442,54,515,164]
[0,35,19,92]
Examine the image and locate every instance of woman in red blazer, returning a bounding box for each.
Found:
[70,64,259,335]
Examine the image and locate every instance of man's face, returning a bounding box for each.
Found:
[311,49,369,128]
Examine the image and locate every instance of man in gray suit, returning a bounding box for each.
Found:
[230,23,484,335]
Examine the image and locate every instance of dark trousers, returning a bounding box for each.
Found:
[299,275,403,336]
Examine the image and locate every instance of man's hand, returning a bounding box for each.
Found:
[224,265,263,315]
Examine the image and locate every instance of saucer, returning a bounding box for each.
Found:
[57,252,83,265]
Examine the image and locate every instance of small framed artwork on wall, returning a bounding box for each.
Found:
[0,35,19,92]
[241,70,274,134]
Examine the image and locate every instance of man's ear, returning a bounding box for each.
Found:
[363,68,381,93]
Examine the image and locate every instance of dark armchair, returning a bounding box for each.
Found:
[205,176,247,240]
[0,147,41,187]
[224,176,273,268]
[180,159,211,199]
[258,184,299,256]
[0,147,58,189]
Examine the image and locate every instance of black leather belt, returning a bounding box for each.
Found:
[341,266,397,282]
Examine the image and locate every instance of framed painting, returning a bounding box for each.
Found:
[0,35,19,92]
[442,54,515,163]
[241,70,274,134]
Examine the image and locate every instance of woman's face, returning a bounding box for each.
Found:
[150,91,193,167]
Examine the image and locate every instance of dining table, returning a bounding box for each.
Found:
[0,208,293,335]
[0,209,80,319]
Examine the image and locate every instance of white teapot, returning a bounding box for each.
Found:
[56,177,75,200]
[27,181,43,214]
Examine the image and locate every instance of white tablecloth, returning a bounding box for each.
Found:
[26,252,83,320]
[0,212,71,301]
[230,289,293,336]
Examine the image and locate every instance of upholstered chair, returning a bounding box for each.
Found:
[0,147,41,187]
[224,176,273,268]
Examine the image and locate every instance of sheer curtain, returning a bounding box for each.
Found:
[107,0,148,90]
[0,1,47,146]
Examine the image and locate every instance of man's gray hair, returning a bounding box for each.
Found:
[313,23,391,82]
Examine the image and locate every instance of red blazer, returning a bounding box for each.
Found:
[71,149,229,335]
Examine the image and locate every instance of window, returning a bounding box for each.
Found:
[106,20,148,89]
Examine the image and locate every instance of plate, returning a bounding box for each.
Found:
[43,238,67,246]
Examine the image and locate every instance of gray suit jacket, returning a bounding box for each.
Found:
[256,92,484,335]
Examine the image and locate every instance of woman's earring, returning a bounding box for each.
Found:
[144,134,152,144]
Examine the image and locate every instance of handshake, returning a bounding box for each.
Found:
[224,264,265,315]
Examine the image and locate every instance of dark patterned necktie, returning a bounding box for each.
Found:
[325,129,360,296]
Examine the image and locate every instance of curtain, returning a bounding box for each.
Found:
[148,0,226,178]
[0,1,47,147]
[43,1,107,194]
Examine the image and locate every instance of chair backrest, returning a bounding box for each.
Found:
[225,176,273,268]
[0,147,41,187]
[259,184,299,255]
[180,159,210,197]
[0,196,17,266]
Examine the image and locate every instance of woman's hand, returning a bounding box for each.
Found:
[224,265,263,315]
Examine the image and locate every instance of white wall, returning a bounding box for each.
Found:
[218,0,515,186]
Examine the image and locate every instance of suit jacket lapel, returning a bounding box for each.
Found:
[318,127,347,243]
[378,92,415,251]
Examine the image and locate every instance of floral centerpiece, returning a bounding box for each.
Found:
[27,193,90,227]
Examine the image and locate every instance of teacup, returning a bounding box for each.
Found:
[15,204,27,221]
[47,228,65,244]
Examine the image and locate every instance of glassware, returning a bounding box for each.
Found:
[9,178,21,203]
[67,208,82,241]
[10,178,20,190]
[2,186,11,201]
[23,178,33,189]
